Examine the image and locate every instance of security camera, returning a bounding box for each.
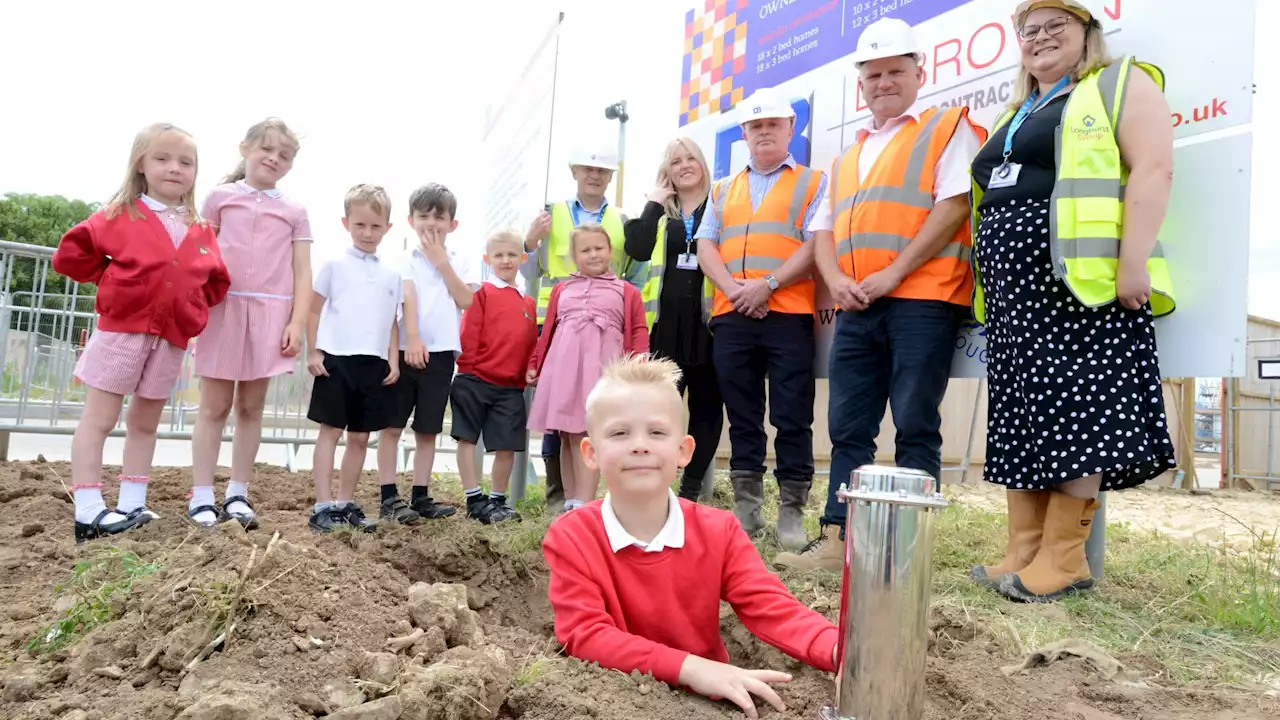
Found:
[604,101,629,122]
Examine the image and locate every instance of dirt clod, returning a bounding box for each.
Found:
[399,644,512,720]
[358,652,399,688]
[322,696,402,720]
[407,582,484,648]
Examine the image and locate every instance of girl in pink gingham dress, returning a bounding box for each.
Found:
[527,225,649,511]
[187,118,314,529]
[52,122,230,543]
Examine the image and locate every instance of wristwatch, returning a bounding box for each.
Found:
[764,275,779,292]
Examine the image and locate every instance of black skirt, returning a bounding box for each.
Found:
[975,198,1176,491]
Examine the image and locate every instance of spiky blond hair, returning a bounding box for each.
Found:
[344,184,392,221]
[585,354,683,429]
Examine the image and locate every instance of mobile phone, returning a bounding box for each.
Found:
[544,202,553,213]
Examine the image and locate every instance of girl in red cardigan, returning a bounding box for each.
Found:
[52,123,231,543]
[527,224,648,511]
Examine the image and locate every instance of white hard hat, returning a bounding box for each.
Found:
[568,143,618,171]
[851,18,923,65]
[737,88,795,125]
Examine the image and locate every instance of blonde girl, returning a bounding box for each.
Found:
[526,226,649,509]
[188,118,313,529]
[52,123,231,542]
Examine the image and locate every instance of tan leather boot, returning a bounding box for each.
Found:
[970,489,1050,589]
[999,493,1099,602]
[773,525,844,572]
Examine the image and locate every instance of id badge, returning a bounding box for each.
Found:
[677,252,699,270]
[988,162,1021,189]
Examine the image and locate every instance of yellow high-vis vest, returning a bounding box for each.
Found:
[622,219,714,330]
[970,55,1175,324]
[535,201,627,325]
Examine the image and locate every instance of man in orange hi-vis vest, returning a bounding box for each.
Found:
[774,18,987,571]
[693,87,828,553]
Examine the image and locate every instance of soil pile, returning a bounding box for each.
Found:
[0,461,1272,720]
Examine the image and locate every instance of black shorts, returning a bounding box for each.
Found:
[306,353,393,433]
[388,351,454,435]
[449,373,528,452]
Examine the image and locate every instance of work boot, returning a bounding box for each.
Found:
[729,470,766,536]
[970,490,1050,589]
[999,493,1099,603]
[776,479,812,552]
[773,524,844,572]
[544,454,565,515]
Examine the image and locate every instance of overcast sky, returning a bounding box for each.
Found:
[0,0,1274,321]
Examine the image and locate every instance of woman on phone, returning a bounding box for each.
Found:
[622,137,723,501]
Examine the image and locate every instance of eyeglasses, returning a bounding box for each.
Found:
[1018,16,1077,41]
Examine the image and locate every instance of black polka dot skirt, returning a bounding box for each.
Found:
[975,199,1176,491]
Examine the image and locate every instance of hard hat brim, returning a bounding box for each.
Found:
[568,161,618,171]
[852,49,924,66]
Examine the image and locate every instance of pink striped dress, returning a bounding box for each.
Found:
[196,181,312,381]
[73,195,190,400]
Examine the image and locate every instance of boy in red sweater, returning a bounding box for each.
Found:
[450,230,538,524]
[542,355,838,718]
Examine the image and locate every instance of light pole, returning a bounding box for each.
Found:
[605,100,629,207]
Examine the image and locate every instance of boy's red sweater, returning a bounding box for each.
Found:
[457,282,537,388]
[542,498,838,687]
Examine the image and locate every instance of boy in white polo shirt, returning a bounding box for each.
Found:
[306,184,403,534]
[376,183,481,524]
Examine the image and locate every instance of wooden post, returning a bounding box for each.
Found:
[1179,378,1197,484]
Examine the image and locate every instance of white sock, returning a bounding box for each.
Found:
[74,485,127,525]
[314,501,335,514]
[224,482,253,518]
[189,486,217,526]
[116,475,156,518]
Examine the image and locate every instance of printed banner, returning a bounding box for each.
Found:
[676,0,1256,379]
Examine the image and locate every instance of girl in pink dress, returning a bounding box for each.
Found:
[187,118,314,529]
[52,123,231,542]
[527,225,649,511]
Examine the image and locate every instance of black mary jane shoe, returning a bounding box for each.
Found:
[118,506,160,525]
[75,509,141,544]
[188,504,220,529]
[218,496,260,531]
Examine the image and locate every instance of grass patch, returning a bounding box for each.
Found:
[27,547,161,654]
[931,490,1280,685]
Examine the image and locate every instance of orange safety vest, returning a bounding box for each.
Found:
[831,106,987,306]
[712,164,822,317]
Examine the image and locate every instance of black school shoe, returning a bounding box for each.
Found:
[411,495,457,520]
[342,503,378,533]
[467,496,522,525]
[308,506,350,534]
[380,496,423,525]
[218,496,260,531]
[75,509,142,544]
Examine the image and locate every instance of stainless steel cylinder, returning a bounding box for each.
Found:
[820,465,949,720]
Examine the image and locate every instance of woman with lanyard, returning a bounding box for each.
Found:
[968,0,1177,602]
[623,137,723,502]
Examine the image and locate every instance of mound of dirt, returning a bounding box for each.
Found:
[0,460,1272,720]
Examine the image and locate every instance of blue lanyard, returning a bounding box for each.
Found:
[681,213,695,246]
[1002,76,1070,161]
[570,199,607,227]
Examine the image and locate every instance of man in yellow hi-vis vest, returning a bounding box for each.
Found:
[520,143,648,514]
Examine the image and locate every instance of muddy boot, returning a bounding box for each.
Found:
[776,479,811,552]
[999,493,1099,603]
[970,489,1049,589]
[729,471,766,536]
[773,524,844,572]
[544,454,565,515]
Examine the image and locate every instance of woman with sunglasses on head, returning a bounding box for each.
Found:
[968,0,1177,603]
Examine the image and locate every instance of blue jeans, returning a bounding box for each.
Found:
[821,299,965,531]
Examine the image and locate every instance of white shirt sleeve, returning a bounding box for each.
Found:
[934,119,983,201]
[806,177,835,232]
[313,261,332,299]
[399,254,417,286]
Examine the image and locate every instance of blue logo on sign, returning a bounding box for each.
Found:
[1083,114,1096,127]
[712,95,813,181]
